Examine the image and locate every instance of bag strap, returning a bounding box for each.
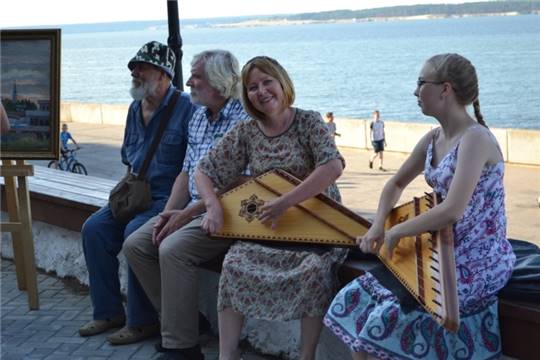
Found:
[137,90,180,179]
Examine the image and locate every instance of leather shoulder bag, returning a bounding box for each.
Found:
[109,91,179,223]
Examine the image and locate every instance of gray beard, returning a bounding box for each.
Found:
[129,80,158,101]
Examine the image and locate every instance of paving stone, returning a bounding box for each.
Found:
[1,258,277,360]
[71,349,114,357]
[1,354,25,360]
[21,342,61,350]
[52,342,82,353]
[1,345,35,355]
[27,347,58,357]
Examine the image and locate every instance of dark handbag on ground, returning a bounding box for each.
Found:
[109,91,179,223]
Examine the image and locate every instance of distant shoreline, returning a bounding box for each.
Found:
[212,11,537,28]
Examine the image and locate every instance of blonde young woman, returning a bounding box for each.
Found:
[195,56,348,360]
[324,53,515,359]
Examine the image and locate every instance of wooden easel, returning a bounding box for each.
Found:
[1,159,39,309]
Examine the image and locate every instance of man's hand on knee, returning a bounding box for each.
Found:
[152,215,168,246]
[153,209,193,246]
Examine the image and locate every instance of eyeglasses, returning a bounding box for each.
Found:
[417,79,443,87]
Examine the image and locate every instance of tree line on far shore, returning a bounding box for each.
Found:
[278,1,540,21]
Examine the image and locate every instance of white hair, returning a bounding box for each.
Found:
[191,50,241,99]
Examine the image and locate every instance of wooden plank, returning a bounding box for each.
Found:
[0,165,114,208]
[27,180,111,202]
[32,169,116,189]
[17,176,39,309]
[30,175,115,192]
[33,166,117,188]
[3,176,27,291]
[30,168,115,195]
[1,222,22,232]
[0,164,34,177]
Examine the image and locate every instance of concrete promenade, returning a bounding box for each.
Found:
[2,121,538,359]
[30,122,540,244]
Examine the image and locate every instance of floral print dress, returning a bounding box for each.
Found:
[198,108,348,320]
[324,126,515,359]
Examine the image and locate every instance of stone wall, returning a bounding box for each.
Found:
[60,102,540,166]
[334,116,540,166]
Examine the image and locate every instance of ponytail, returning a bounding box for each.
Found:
[473,99,487,128]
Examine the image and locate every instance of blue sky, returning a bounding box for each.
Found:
[1,0,489,27]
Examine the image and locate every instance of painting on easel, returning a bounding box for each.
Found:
[1,29,61,160]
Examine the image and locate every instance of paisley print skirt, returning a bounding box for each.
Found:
[217,241,348,320]
[324,273,502,360]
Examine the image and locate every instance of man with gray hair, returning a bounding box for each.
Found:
[123,50,249,359]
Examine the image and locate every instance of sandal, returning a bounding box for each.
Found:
[79,314,125,336]
[107,323,160,345]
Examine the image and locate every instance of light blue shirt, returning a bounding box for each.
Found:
[60,131,74,149]
[121,86,195,202]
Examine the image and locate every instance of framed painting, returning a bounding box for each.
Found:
[1,29,61,160]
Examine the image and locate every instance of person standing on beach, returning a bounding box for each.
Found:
[123,50,249,359]
[78,41,195,344]
[325,111,341,140]
[369,109,386,171]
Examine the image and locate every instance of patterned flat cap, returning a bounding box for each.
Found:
[128,41,176,78]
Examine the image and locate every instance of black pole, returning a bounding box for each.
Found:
[167,0,183,90]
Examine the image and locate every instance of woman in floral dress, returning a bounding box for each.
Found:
[195,56,348,360]
[324,53,515,360]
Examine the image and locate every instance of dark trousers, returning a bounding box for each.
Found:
[81,203,164,326]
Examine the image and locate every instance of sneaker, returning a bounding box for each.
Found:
[379,166,387,172]
[79,314,125,336]
[107,323,159,345]
[369,160,373,169]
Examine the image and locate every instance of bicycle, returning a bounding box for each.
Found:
[48,148,88,175]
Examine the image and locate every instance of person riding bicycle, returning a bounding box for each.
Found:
[60,123,80,157]
[51,123,80,169]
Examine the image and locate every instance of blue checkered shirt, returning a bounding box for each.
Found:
[183,98,250,205]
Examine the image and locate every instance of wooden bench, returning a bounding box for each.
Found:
[0,166,115,232]
[1,165,539,359]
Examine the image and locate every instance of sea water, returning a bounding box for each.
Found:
[58,15,540,129]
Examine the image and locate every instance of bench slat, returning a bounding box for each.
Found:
[33,166,118,187]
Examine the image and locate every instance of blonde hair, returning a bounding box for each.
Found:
[240,56,295,120]
[427,53,487,127]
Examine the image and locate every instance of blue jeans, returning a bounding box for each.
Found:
[81,202,164,326]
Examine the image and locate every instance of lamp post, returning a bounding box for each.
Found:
[167,0,183,90]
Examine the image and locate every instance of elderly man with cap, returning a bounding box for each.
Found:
[123,49,249,360]
[78,41,195,344]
